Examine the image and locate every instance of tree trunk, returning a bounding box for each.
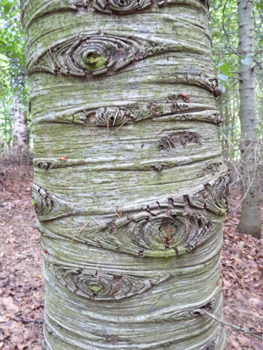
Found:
[218,92,230,160]
[223,103,230,160]
[21,0,228,348]
[10,98,30,163]
[12,99,29,152]
[237,0,262,238]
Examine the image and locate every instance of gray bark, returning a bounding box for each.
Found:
[237,0,262,238]
[21,0,227,348]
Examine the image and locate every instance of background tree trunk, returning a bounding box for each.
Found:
[237,0,262,238]
[218,91,230,160]
[22,0,228,348]
[11,98,29,161]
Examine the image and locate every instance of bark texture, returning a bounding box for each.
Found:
[237,0,262,238]
[21,0,228,348]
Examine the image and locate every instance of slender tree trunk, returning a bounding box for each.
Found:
[21,0,228,348]
[219,92,230,160]
[11,98,29,162]
[12,99,29,149]
[232,91,239,160]
[218,96,224,155]
[223,104,230,160]
[237,0,261,238]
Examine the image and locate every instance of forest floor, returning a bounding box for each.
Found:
[0,165,263,350]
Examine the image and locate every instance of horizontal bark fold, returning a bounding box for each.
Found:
[21,0,210,31]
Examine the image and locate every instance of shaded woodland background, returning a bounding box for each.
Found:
[0,0,263,349]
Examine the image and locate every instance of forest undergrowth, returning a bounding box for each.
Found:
[0,165,262,350]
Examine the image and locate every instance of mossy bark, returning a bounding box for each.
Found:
[21,0,227,348]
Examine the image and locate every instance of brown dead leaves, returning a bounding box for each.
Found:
[222,185,263,350]
[0,165,44,350]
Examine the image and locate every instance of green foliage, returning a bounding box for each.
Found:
[210,0,263,157]
[0,0,30,150]
[216,61,234,92]
[1,0,15,15]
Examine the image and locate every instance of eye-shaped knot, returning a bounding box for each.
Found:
[71,35,141,75]
[52,266,157,301]
[95,107,126,127]
[27,33,184,77]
